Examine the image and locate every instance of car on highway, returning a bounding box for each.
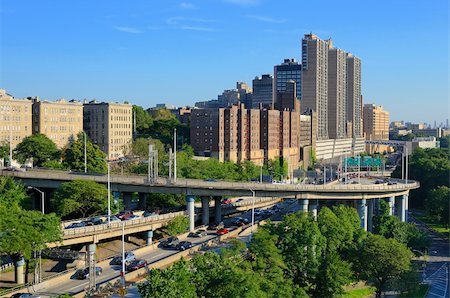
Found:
[110,252,136,265]
[374,179,385,184]
[117,210,134,220]
[387,181,398,185]
[231,217,249,226]
[221,198,232,205]
[216,228,229,235]
[204,178,217,182]
[176,241,193,251]
[160,236,180,249]
[10,294,41,298]
[65,222,86,229]
[188,229,208,238]
[235,198,244,203]
[126,259,148,272]
[143,211,158,217]
[208,222,224,231]
[90,217,104,225]
[124,214,140,220]
[74,267,102,279]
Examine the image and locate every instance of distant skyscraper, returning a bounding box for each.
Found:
[252,74,273,108]
[301,33,330,140]
[273,59,302,106]
[327,46,347,139]
[346,54,362,137]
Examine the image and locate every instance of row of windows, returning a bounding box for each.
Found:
[0,125,29,132]
[0,105,30,112]
[43,108,81,114]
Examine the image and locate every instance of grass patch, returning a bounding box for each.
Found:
[340,287,376,298]
[414,214,449,238]
[398,284,429,298]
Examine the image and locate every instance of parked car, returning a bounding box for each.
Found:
[75,267,102,279]
[208,222,224,231]
[175,241,193,251]
[216,228,229,235]
[126,259,148,272]
[65,222,86,229]
[161,236,180,249]
[117,210,134,220]
[110,252,136,265]
[188,229,208,238]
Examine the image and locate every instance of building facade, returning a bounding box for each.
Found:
[301,33,330,140]
[346,54,362,137]
[32,98,83,148]
[83,101,132,159]
[252,74,273,108]
[0,89,32,150]
[274,59,302,106]
[363,104,389,153]
[327,47,347,139]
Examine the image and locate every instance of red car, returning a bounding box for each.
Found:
[117,210,134,220]
[216,228,229,235]
[221,198,232,205]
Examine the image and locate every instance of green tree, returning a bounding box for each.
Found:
[0,177,61,284]
[14,134,60,166]
[0,176,30,209]
[268,212,326,290]
[139,260,196,298]
[62,132,107,173]
[439,135,450,148]
[162,215,189,236]
[133,105,153,134]
[426,186,450,227]
[0,142,9,160]
[358,234,412,298]
[51,179,108,219]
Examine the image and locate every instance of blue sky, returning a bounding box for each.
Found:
[0,0,448,124]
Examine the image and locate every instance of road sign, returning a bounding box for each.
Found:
[118,287,127,297]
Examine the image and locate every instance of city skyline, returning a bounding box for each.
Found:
[0,0,448,124]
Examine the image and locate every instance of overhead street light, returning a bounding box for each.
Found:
[27,186,45,214]
[249,188,255,238]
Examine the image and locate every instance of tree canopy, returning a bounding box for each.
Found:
[51,179,109,219]
[62,132,107,173]
[14,134,60,166]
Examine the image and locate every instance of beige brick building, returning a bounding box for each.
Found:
[83,101,132,159]
[0,89,32,150]
[363,104,390,153]
[32,98,83,148]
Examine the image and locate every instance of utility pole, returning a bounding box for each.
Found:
[107,161,111,225]
[405,146,408,184]
[121,222,126,286]
[401,146,405,180]
[9,103,12,166]
[148,143,152,183]
[169,147,172,180]
[173,128,177,182]
[84,131,87,173]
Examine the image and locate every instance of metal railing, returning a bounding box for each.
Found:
[63,211,186,238]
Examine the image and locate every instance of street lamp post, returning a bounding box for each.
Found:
[84,132,87,173]
[27,186,44,284]
[107,160,111,225]
[121,221,126,286]
[249,188,255,234]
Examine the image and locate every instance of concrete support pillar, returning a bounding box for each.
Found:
[367,199,374,232]
[399,195,408,222]
[201,196,210,226]
[87,243,97,289]
[309,200,319,219]
[14,258,25,285]
[186,195,195,232]
[299,199,309,213]
[138,193,148,210]
[357,199,368,231]
[404,194,409,223]
[214,196,222,223]
[374,198,380,216]
[123,192,133,210]
[387,197,395,216]
[145,230,153,246]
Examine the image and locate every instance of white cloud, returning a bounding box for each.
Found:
[179,2,196,9]
[247,14,286,23]
[114,26,142,34]
[180,26,215,32]
[166,17,216,25]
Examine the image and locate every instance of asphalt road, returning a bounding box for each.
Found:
[410,214,449,298]
[32,199,289,297]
